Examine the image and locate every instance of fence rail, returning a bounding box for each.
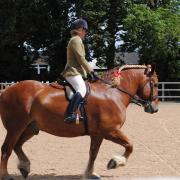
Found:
[158,82,180,101]
[1,82,180,101]
[0,82,15,91]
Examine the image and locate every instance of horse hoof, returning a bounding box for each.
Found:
[88,175,101,179]
[19,168,29,179]
[107,159,117,169]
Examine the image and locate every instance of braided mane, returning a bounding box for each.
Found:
[118,64,147,72]
[101,64,148,87]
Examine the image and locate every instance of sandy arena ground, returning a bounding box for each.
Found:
[0,102,180,180]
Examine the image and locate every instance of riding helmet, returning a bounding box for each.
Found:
[71,19,88,31]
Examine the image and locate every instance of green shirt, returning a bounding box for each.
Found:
[61,35,92,78]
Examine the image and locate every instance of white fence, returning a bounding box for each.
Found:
[158,82,180,101]
[1,82,180,101]
[0,82,15,91]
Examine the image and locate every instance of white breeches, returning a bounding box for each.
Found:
[65,75,86,99]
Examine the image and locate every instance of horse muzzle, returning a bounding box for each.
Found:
[144,102,158,114]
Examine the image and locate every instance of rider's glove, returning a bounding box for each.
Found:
[88,71,99,83]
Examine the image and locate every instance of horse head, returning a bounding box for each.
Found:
[98,64,159,114]
[136,64,159,114]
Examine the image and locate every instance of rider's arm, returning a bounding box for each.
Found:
[71,37,93,73]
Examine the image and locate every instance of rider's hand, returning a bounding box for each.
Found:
[88,71,99,83]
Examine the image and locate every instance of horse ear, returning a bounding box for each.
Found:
[146,64,156,76]
[145,64,152,75]
[150,63,156,75]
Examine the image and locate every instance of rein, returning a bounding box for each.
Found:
[94,74,152,107]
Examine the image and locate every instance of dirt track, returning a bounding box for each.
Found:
[0,102,180,180]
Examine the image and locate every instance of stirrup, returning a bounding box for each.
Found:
[64,114,77,123]
[79,115,83,121]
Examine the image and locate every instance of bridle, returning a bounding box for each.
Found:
[137,75,158,107]
[140,76,158,101]
[94,73,158,107]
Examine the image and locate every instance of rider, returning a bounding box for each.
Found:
[61,18,96,123]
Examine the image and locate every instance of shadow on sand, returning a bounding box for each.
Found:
[12,174,114,180]
[12,174,82,180]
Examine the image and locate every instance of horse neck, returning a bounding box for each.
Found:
[117,69,142,107]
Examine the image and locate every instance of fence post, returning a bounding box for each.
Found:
[162,82,165,102]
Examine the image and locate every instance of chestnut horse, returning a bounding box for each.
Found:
[0,65,158,180]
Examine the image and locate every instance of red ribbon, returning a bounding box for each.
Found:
[114,71,121,77]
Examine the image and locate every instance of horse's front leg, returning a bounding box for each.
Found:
[105,129,133,169]
[83,135,103,180]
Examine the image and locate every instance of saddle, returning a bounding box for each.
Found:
[50,76,90,133]
[51,75,90,100]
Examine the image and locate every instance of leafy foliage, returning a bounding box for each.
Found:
[122,4,180,81]
[0,0,71,81]
[74,0,132,69]
[0,0,179,81]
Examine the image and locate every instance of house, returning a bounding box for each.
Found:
[31,56,50,75]
[31,52,139,74]
[89,52,140,71]
[115,52,139,64]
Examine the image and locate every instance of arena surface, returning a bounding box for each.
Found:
[0,102,180,180]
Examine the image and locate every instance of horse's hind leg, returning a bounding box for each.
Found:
[105,129,133,169]
[84,135,103,180]
[0,130,24,180]
[14,121,39,179]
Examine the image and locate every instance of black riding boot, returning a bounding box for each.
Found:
[64,92,83,123]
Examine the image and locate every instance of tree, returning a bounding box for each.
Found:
[72,0,133,69]
[0,0,179,81]
[0,0,71,81]
[121,3,180,81]
[0,0,26,81]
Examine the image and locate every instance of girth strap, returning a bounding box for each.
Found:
[79,102,89,134]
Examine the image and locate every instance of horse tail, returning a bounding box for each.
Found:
[0,90,4,125]
[0,89,4,96]
[0,89,5,117]
[0,90,3,115]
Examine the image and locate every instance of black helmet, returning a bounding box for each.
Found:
[71,19,88,31]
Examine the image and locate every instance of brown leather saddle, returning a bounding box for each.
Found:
[50,75,90,101]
